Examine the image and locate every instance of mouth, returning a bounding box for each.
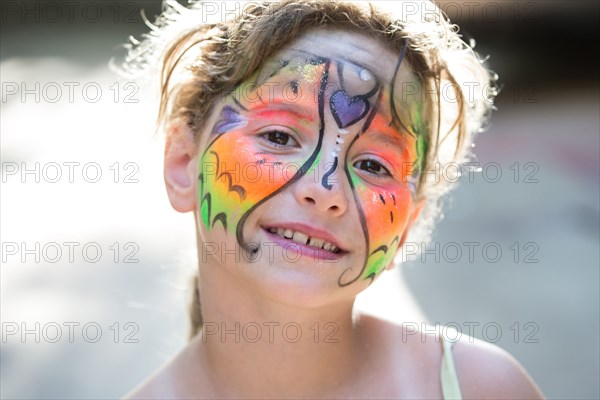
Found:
[261,223,347,258]
[266,227,341,253]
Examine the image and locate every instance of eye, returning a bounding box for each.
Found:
[260,130,299,148]
[353,159,391,177]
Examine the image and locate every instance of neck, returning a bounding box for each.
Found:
[192,258,368,398]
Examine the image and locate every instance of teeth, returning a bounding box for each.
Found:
[267,227,341,253]
[309,237,324,248]
[292,231,309,245]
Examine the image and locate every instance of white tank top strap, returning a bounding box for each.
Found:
[440,327,463,400]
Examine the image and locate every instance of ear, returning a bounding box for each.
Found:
[164,123,198,213]
[386,199,425,271]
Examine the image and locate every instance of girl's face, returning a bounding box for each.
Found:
[195,29,426,305]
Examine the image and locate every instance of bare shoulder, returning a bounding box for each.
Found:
[123,361,181,400]
[452,335,545,399]
[123,338,211,400]
[357,315,544,399]
[123,368,172,400]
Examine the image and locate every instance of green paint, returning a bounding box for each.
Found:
[412,102,428,174]
[364,254,386,278]
[201,200,210,229]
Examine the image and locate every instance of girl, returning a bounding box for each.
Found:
[122,1,544,398]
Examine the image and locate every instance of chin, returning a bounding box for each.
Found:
[242,256,364,310]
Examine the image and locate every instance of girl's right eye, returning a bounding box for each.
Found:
[260,130,299,148]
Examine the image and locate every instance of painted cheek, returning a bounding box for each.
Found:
[349,168,412,279]
[197,61,328,236]
[198,130,303,233]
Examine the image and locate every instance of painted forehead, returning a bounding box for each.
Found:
[237,45,425,137]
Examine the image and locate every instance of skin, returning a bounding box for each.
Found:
[125,29,545,400]
[197,41,422,293]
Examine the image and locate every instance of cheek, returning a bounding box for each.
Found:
[349,170,413,279]
[198,131,302,233]
[359,186,412,242]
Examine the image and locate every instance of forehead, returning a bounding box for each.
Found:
[251,28,423,120]
[284,28,405,80]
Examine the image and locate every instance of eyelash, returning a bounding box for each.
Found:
[353,159,392,179]
[258,130,393,179]
[259,129,300,149]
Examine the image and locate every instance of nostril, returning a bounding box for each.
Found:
[304,197,316,204]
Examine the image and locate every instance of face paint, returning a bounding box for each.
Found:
[410,102,428,195]
[198,44,425,285]
[340,111,418,284]
[330,90,371,129]
[213,105,248,135]
[198,57,331,254]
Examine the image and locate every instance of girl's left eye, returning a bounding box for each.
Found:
[353,159,391,177]
[261,130,299,148]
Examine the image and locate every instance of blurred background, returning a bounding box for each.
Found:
[1,1,598,399]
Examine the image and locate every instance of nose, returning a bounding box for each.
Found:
[293,157,348,217]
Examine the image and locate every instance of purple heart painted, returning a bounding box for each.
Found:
[330,90,370,129]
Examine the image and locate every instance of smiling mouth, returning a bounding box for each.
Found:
[265,227,342,253]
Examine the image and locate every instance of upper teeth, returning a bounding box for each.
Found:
[268,228,339,253]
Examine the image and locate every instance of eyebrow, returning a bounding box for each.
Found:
[247,97,315,122]
[366,131,410,158]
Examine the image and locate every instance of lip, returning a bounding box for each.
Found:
[261,222,348,261]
